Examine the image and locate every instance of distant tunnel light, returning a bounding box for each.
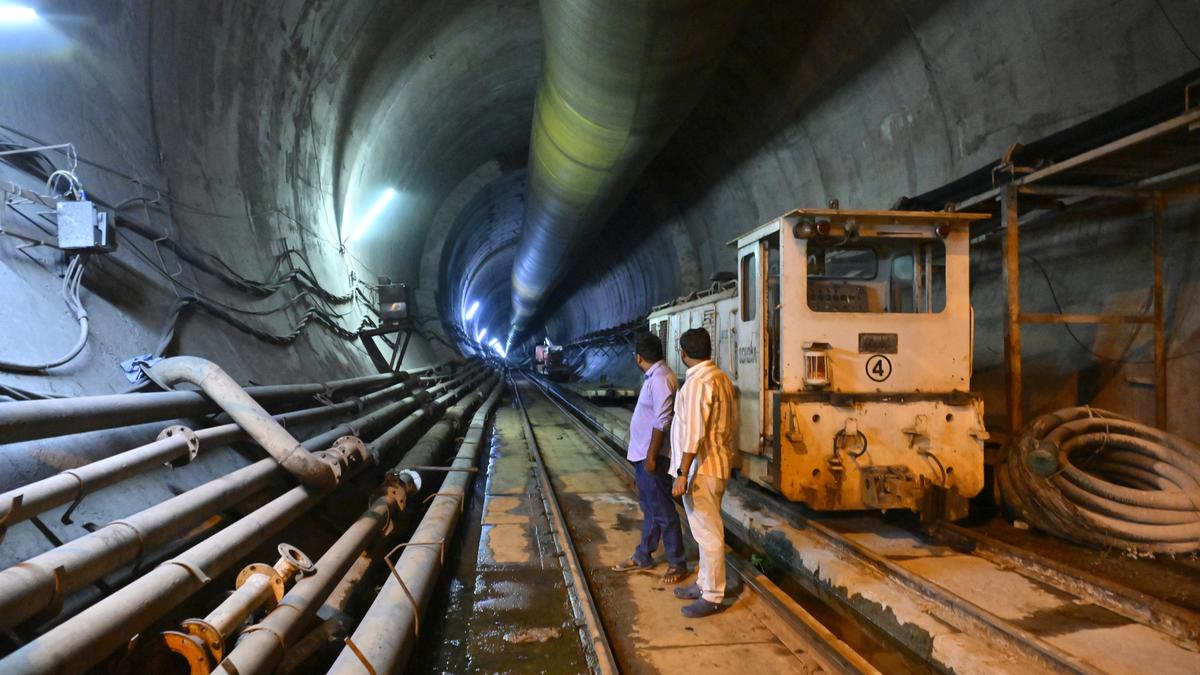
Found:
[488,338,507,358]
[476,328,487,342]
[464,300,480,322]
[0,4,37,23]
[346,188,396,243]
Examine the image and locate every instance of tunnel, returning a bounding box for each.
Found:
[1,1,1200,673]
[0,0,1196,410]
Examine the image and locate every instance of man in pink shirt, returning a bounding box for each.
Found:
[612,332,687,584]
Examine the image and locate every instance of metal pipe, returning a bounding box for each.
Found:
[0,371,399,445]
[148,357,346,488]
[0,379,417,533]
[0,374,445,631]
[209,496,392,675]
[160,543,316,669]
[328,381,502,674]
[0,369,493,675]
[211,379,498,675]
[507,0,745,341]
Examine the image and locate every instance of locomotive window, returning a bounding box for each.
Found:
[807,238,946,313]
[740,252,757,321]
[807,246,877,279]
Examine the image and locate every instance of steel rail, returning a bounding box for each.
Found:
[928,521,1200,650]
[507,374,619,675]
[522,373,877,675]
[0,367,483,632]
[0,366,493,675]
[216,379,502,675]
[532,375,1108,675]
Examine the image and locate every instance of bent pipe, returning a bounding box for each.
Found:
[209,380,502,675]
[0,369,496,675]
[0,371,400,445]
[149,357,342,488]
[0,377,422,534]
[0,369,470,631]
[507,0,746,342]
[329,381,502,674]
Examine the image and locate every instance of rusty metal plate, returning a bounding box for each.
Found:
[858,333,898,354]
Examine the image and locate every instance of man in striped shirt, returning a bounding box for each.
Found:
[669,327,737,618]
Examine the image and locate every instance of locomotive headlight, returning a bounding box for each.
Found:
[793,218,831,238]
[803,342,832,389]
[793,218,816,238]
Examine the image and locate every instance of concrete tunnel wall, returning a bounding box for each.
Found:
[0,0,1198,442]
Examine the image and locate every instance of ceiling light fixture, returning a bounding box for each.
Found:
[476,328,487,342]
[346,188,396,243]
[0,4,37,24]
[464,300,480,322]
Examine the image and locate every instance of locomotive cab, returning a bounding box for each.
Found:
[731,208,989,520]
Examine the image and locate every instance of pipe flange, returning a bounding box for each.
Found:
[158,425,200,467]
[182,618,224,663]
[372,482,409,535]
[276,542,316,577]
[318,452,345,482]
[332,435,368,469]
[161,630,212,674]
[236,563,285,605]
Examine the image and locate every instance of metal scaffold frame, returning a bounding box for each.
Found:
[958,94,1200,433]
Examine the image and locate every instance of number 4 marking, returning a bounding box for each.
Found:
[866,355,892,382]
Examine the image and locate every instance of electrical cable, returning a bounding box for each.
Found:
[1027,255,1147,364]
[1027,254,1200,364]
[0,136,456,365]
[143,295,376,359]
[999,406,1200,554]
[1,139,377,352]
[1,136,364,308]
[0,255,90,373]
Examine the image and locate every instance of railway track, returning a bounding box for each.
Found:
[526,373,1200,675]
[511,372,880,674]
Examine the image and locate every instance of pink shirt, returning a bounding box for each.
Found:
[627,361,677,461]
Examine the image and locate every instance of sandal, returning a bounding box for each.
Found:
[612,557,655,572]
[661,565,688,584]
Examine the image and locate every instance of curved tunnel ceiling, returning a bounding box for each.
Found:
[310,0,1199,360]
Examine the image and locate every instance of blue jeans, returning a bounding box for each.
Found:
[632,458,686,568]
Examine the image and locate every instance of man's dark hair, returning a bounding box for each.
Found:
[634,332,664,363]
[678,328,712,360]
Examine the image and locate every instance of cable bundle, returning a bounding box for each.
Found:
[0,255,88,372]
[999,407,1200,554]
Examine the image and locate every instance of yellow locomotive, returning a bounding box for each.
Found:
[649,208,989,520]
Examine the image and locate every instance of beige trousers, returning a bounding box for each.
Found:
[682,474,727,603]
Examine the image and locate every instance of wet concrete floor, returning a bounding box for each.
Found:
[413,386,824,673]
[519,384,822,673]
[409,398,589,674]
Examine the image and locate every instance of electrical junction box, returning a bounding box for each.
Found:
[56,200,116,252]
[378,282,411,326]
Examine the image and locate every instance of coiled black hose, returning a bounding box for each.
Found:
[998,407,1200,554]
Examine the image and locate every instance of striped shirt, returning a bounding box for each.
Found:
[669,359,736,480]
